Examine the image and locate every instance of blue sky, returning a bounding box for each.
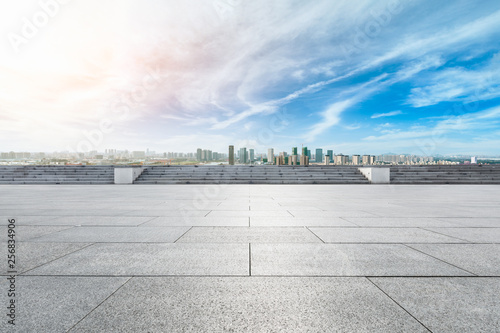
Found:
[1,0,500,155]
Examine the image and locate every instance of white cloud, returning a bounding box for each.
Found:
[364,105,500,141]
[371,110,403,119]
[407,53,500,107]
[305,99,355,142]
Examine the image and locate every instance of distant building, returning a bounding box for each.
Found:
[132,151,145,159]
[229,145,234,165]
[327,150,333,162]
[471,156,477,164]
[300,154,309,166]
[268,148,274,165]
[239,147,247,164]
[324,155,330,165]
[315,148,323,163]
[352,155,360,165]
[362,155,371,165]
[249,149,255,163]
[334,154,349,165]
[370,155,376,165]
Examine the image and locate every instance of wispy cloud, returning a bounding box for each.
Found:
[371,110,403,119]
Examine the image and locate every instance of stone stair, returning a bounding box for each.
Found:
[134,165,370,184]
[390,165,500,184]
[0,165,115,184]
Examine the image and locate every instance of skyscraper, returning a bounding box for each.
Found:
[229,145,234,165]
[196,148,202,161]
[239,147,247,164]
[315,148,323,163]
[268,148,274,165]
[327,150,333,162]
[249,149,254,163]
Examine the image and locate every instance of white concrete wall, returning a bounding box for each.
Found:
[114,167,144,184]
[358,167,390,184]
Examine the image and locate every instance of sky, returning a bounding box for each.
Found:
[1,0,500,156]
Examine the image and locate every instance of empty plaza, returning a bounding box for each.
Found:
[1,184,500,332]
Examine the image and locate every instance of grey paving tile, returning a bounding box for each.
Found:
[250,216,357,227]
[0,209,49,216]
[0,242,91,274]
[33,216,156,226]
[371,277,500,332]
[207,210,292,217]
[0,225,74,241]
[436,217,500,227]
[0,216,62,225]
[25,243,249,276]
[408,244,500,276]
[0,276,128,332]
[38,209,135,216]
[30,226,189,243]
[309,227,466,243]
[343,217,463,228]
[251,244,472,276]
[425,228,500,243]
[177,227,321,243]
[289,210,379,218]
[122,210,211,217]
[70,276,428,332]
[141,216,249,227]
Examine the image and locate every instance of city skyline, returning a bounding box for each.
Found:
[1,1,500,155]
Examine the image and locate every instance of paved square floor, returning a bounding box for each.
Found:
[1,185,499,332]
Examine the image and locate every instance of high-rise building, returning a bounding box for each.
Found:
[300,154,309,166]
[334,154,344,165]
[229,145,234,165]
[239,147,247,164]
[324,155,330,165]
[249,149,255,163]
[352,155,360,165]
[362,155,371,165]
[268,148,274,165]
[292,147,298,155]
[327,150,333,162]
[370,155,376,165]
[315,148,323,163]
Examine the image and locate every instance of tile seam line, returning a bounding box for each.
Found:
[338,216,361,226]
[418,227,474,243]
[402,244,478,276]
[66,276,133,332]
[23,225,77,241]
[173,226,193,243]
[20,243,96,275]
[136,216,160,226]
[366,277,433,333]
[306,227,325,243]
